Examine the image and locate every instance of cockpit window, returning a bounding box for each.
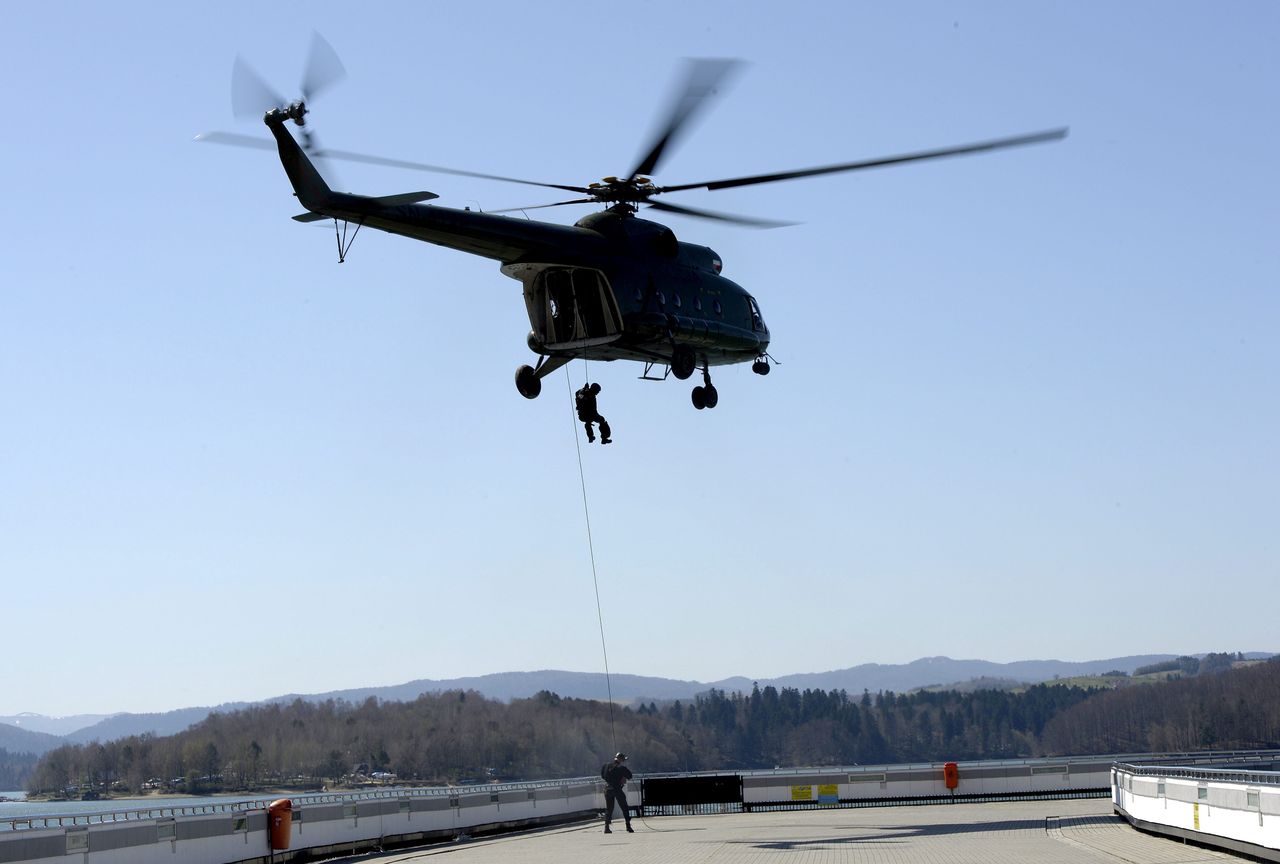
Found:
[748,296,764,331]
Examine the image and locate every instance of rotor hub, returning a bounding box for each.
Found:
[586,176,657,205]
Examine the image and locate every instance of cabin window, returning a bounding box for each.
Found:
[748,295,764,331]
[713,299,722,315]
[634,286,644,301]
[657,291,666,307]
[694,296,703,311]
[673,293,682,308]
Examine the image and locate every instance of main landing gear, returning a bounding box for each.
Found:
[691,367,719,410]
[671,344,697,380]
[515,355,571,399]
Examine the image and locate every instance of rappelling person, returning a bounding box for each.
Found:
[600,752,633,833]
[575,382,612,444]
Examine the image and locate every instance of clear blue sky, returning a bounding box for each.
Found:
[2,2,1276,717]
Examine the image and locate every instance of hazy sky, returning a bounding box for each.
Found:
[2,2,1276,717]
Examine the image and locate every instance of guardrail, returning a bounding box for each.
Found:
[5,751,1279,864]
[1,778,589,833]
[1113,759,1280,862]
[0,778,603,864]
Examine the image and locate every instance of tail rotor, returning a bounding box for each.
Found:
[228,32,346,157]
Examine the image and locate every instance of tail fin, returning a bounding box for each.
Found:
[264,113,332,211]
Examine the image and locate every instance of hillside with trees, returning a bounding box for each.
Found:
[1040,656,1280,753]
[0,748,38,789]
[24,657,1279,796]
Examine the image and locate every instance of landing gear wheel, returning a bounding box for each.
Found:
[515,364,541,399]
[752,360,770,375]
[691,386,707,410]
[703,385,719,409]
[672,345,697,380]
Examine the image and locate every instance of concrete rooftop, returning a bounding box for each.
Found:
[348,798,1240,864]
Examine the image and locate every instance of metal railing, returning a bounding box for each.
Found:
[1115,763,1280,785]
[2,776,597,832]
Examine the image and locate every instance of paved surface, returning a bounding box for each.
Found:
[347,799,1242,864]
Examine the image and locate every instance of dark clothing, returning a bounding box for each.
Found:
[602,761,633,829]
[576,385,611,443]
[603,762,632,789]
[604,786,630,828]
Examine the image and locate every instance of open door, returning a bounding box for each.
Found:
[517,266,624,349]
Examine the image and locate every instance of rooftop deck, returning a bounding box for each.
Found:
[349,798,1238,864]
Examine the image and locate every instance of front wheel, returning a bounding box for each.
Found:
[515,365,541,399]
[703,385,719,409]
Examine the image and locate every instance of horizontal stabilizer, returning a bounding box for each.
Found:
[292,190,439,222]
[367,191,439,206]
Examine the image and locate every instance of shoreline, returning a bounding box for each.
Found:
[21,787,329,805]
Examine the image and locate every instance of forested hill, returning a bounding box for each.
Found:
[1040,657,1280,753]
[25,657,1280,795]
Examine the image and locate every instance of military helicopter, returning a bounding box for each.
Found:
[199,38,1066,410]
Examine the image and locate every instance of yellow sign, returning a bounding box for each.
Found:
[1193,803,1200,830]
[818,784,839,803]
[790,785,813,801]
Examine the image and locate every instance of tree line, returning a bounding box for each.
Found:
[0,748,38,789]
[1040,657,1280,754]
[23,657,1279,795]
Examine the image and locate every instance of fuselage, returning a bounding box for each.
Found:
[264,111,770,399]
[504,209,769,369]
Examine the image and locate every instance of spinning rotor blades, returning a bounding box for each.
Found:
[628,58,743,181]
[300,32,345,103]
[203,49,1067,229]
[656,128,1070,195]
[230,31,347,118]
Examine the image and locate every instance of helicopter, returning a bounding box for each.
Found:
[200,39,1066,410]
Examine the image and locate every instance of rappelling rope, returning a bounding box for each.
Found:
[566,364,617,754]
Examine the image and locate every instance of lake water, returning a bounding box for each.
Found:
[0,791,283,829]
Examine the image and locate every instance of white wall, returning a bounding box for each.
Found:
[1113,766,1280,857]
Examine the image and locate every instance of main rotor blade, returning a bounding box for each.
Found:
[647,200,795,229]
[312,148,591,194]
[300,31,346,102]
[657,127,1069,194]
[194,132,591,195]
[231,55,286,118]
[194,130,277,151]
[628,58,743,181]
[487,198,598,215]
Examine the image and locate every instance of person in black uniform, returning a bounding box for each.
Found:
[601,752,633,833]
[575,382,612,444]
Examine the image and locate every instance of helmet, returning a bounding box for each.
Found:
[590,383,601,394]
[615,752,627,761]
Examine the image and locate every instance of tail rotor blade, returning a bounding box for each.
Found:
[301,31,346,102]
[231,55,285,118]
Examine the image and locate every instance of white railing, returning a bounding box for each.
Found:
[0,778,602,864]
[1113,761,1280,861]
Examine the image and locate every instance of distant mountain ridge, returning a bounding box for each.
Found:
[0,712,118,736]
[6,652,1272,750]
[0,722,64,758]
